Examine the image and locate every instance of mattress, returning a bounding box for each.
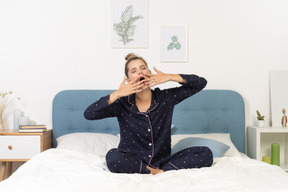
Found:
[1,148,288,192]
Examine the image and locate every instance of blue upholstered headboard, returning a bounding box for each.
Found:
[52,89,245,153]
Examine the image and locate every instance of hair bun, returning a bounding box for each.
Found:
[125,53,136,61]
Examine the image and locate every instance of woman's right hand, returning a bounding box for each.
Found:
[118,76,144,97]
[108,77,144,104]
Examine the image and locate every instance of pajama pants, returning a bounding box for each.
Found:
[106,146,213,174]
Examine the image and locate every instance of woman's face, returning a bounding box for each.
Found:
[127,59,151,84]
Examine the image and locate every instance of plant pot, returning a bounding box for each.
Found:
[257,120,265,128]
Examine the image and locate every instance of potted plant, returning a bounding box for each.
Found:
[256,110,265,127]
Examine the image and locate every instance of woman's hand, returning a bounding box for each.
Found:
[148,67,186,87]
[118,76,144,97]
[109,77,144,104]
[146,166,164,175]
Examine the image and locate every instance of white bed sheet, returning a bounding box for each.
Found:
[0,149,288,192]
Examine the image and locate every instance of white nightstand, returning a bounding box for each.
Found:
[247,126,288,171]
[0,129,52,181]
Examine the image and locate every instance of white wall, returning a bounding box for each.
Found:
[1,0,288,131]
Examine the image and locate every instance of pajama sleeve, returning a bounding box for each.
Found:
[166,74,207,105]
[84,94,120,120]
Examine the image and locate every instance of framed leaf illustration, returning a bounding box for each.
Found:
[161,26,188,62]
[112,0,148,48]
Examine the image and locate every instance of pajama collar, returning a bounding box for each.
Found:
[127,91,159,114]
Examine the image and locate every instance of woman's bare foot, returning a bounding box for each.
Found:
[146,166,164,175]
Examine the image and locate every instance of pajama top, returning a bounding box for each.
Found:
[84,74,207,168]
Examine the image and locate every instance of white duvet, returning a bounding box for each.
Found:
[0,149,288,192]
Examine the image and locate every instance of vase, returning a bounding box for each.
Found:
[0,112,4,131]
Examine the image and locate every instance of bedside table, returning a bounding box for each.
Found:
[247,126,288,171]
[0,129,52,181]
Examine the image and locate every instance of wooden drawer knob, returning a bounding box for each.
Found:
[8,145,13,150]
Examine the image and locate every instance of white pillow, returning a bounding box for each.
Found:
[56,133,120,156]
[171,133,242,157]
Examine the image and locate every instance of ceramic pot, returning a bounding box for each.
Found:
[257,120,265,128]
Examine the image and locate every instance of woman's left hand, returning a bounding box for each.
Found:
[147,67,169,87]
[147,67,171,87]
[147,67,185,87]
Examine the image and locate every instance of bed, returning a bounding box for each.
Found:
[0,89,288,192]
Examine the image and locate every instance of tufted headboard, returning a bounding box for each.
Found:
[52,89,245,153]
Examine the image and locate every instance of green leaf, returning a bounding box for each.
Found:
[167,43,175,50]
[171,35,178,42]
[121,5,133,23]
[175,42,181,50]
[256,110,265,120]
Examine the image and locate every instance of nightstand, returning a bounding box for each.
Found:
[247,126,288,171]
[0,129,52,181]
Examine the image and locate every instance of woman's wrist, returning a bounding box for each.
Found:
[169,74,186,83]
[108,91,121,105]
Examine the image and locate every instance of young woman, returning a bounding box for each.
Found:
[84,53,213,174]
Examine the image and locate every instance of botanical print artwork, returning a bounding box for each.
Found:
[161,26,188,62]
[167,35,181,50]
[112,0,148,48]
[113,5,143,46]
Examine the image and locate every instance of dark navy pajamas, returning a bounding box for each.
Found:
[106,146,212,173]
[84,74,213,174]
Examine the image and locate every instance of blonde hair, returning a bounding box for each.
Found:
[124,53,148,77]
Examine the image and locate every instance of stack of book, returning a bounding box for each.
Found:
[18,125,47,133]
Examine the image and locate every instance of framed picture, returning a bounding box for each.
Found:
[161,26,188,63]
[112,0,149,48]
[270,71,288,127]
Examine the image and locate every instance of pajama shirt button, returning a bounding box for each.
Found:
[148,129,151,132]
[149,155,151,157]
[149,143,152,146]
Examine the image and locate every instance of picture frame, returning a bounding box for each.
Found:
[112,0,149,48]
[161,26,188,63]
[270,71,288,127]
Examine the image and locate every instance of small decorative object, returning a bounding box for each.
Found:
[0,91,21,130]
[262,156,271,164]
[256,110,265,127]
[271,143,280,166]
[281,108,287,127]
[13,108,23,130]
[18,116,30,126]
